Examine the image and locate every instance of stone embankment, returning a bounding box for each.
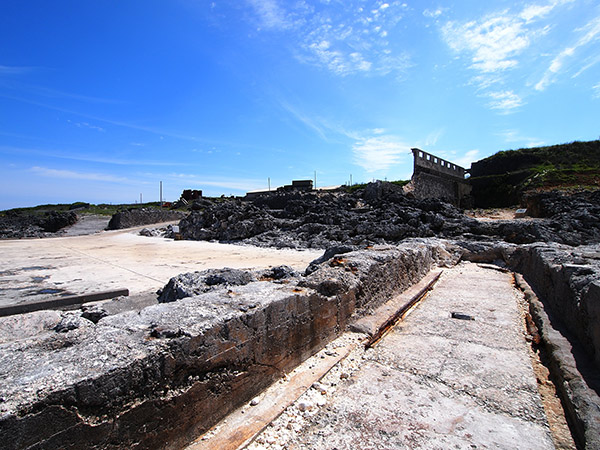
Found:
[1,237,599,448]
[0,210,78,239]
[106,208,186,230]
[0,240,453,450]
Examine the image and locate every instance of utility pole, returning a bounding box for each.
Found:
[268,177,271,191]
[140,193,143,204]
[314,170,317,189]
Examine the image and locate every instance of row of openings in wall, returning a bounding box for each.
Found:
[418,151,459,171]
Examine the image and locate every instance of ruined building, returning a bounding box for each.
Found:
[407,148,471,208]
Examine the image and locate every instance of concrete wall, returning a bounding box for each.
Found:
[409,148,471,207]
[0,241,453,450]
[507,243,600,368]
[412,148,466,180]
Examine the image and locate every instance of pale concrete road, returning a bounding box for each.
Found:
[251,262,557,449]
[0,225,322,307]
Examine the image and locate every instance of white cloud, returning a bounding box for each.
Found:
[440,1,579,111]
[453,149,480,168]
[352,135,409,172]
[423,8,443,19]
[246,0,410,77]
[593,82,600,98]
[536,14,600,91]
[498,129,545,147]
[425,128,445,146]
[166,172,265,192]
[246,0,290,29]
[487,90,523,113]
[0,65,34,75]
[30,166,129,183]
[67,119,105,132]
[442,13,538,74]
[279,101,331,141]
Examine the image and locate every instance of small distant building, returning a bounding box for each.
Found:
[245,179,314,200]
[406,148,471,208]
[279,179,313,192]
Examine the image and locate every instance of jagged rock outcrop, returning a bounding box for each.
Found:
[178,183,600,248]
[157,266,298,303]
[0,210,78,239]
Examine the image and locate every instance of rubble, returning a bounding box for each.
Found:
[178,183,600,248]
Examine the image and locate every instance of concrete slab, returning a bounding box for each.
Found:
[0,225,322,308]
[248,262,557,449]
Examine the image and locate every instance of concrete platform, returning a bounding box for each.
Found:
[0,225,322,309]
[248,262,560,449]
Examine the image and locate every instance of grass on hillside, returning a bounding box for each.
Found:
[0,201,185,217]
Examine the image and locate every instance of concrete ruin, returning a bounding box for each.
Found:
[181,190,202,202]
[245,180,314,200]
[1,240,599,449]
[407,148,472,208]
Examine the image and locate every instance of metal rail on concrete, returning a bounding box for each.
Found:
[0,289,129,317]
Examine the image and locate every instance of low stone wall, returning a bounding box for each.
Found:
[507,243,600,369]
[106,208,187,230]
[458,240,600,449]
[0,240,455,449]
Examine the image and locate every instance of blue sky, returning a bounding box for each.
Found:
[1,0,599,209]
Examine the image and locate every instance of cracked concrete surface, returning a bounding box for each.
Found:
[251,262,556,449]
[0,225,322,308]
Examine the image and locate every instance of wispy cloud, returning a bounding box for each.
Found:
[594,82,600,99]
[280,100,408,172]
[67,119,105,132]
[440,0,574,112]
[498,129,545,147]
[424,128,445,146]
[352,135,410,172]
[487,90,523,112]
[246,0,290,30]
[279,101,331,141]
[0,145,183,167]
[442,11,539,74]
[536,14,600,91]
[166,172,265,192]
[30,166,130,183]
[453,149,480,168]
[244,1,411,77]
[0,65,35,75]
[423,8,444,19]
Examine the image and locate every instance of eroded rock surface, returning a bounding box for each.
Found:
[0,211,78,239]
[179,183,600,248]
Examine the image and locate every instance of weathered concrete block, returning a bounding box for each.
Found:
[0,242,444,449]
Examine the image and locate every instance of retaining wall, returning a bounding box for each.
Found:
[107,209,187,230]
[0,241,455,449]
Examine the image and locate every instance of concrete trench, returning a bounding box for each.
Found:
[0,239,599,449]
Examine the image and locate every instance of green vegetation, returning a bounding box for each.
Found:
[469,140,600,207]
[344,179,409,194]
[0,201,171,217]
